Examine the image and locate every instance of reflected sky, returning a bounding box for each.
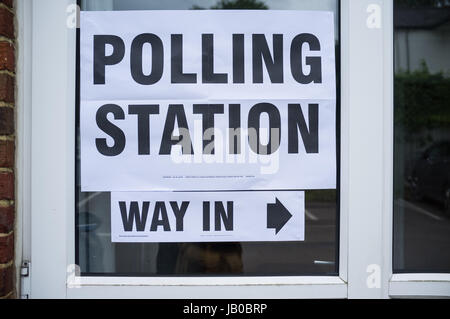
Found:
[82,0,337,13]
[81,0,339,39]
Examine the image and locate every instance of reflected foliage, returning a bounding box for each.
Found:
[396,0,450,7]
[395,62,450,136]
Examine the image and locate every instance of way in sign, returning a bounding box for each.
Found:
[111,191,305,243]
[119,200,233,232]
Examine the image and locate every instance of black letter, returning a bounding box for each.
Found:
[119,201,149,232]
[248,103,281,155]
[229,104,241,154]
[170,201,189,231]
[130,33,164,85]
[202,34,228,83]
[128,104,159,155]
[252,34,283,83]
[203,202,210,231]
[150,202,171,232]
[290,34,322,84]
[171,34,197,83]
[288,103,319,154]
[93,35,125,84]
[96,104,126,156]
[193,104,224,154]
[215,201,233,231]
[233,34,245,83]
[159,105,194,155]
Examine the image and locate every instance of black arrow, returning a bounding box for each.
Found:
[267,198,293,234]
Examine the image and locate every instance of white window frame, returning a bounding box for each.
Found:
[15,0,450,299]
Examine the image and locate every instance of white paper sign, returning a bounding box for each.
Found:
[111,191,305,243]
[80,10,336,192]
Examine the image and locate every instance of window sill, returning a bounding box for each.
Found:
[389,274,450,298]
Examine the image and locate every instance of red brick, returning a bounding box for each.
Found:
[0,263,13,297]
[0,7,13,39]
[0,172,13,200]
[0,233,13,263]
[0,140,13,167]
[0,205,13,233]
[0,73,13,103]
[0,107,13,135]
[0,1,13,9]
[0,42,14,72]
[0,0,13,301]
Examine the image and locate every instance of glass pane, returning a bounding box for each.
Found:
[77,0,340,276]
[393,0,450,272]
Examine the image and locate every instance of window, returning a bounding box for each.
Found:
[76,0,341,276]
[393,0,450,273]
[24,0,414,299]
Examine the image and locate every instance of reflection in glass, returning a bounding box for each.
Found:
[394,0,450,272]
[77,191,338,276]
[77,0,340,276]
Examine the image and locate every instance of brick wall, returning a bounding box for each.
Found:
[0,0,15,299]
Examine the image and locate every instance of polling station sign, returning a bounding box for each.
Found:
[80,10,337,192]
[111,191,304,243]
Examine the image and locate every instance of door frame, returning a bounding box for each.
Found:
[17,0,442,299]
